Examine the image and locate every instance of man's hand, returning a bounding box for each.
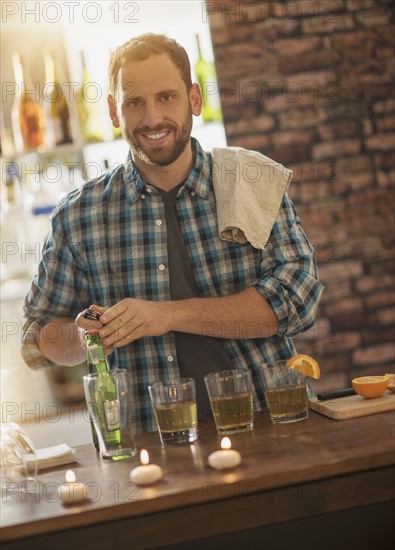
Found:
[75,305,114,355]
[77,288,278,352]
[98,299,174,348]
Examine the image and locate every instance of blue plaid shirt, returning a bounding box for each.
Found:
[22,139,323,433]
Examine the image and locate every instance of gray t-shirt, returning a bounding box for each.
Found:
[154,182,234,421]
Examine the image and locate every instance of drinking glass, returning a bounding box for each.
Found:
[0,423,38,493]
[148,378,198,444]
[83,369,137,460]
[259,361,308,424]
[204,370,254,435]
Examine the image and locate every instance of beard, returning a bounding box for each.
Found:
[123,104,193,167]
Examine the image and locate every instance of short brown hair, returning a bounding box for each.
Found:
[108,33,192,98]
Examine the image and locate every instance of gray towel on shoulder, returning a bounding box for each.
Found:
[212,147,292,250]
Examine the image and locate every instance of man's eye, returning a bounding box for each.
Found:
[161,95,173,102]
[127,99,141,108]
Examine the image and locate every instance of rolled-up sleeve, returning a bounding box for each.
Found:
[21,317,58,370]
[252,193,324,337]
[21,210,89,369]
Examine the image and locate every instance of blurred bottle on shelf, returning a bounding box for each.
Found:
[111,120,122,140]
[61,165,85,195]
[44,51,73,148]
[23,169,56,248]
[0,162,31,280]
[11,54,46,153]
[194,35,222,124]
[76,52,104,143]
[107,49,122,141]
[1,107,14,158]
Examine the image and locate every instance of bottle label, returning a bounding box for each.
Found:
[104,399,120,431]
[88,344,100,365]
[53,117,63,144]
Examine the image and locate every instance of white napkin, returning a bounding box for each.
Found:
[35,443,77,471]
[212,147,292,250]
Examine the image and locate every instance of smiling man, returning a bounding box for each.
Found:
[22,34,323,433]
[112,54,196,171]
[108,44,200,186]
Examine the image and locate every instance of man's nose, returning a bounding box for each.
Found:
[142,101,163,128]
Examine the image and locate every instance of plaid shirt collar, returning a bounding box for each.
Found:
[122,137,211,204]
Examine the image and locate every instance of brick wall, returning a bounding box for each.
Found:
[209,0,394,391]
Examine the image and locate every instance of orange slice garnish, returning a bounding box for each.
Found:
[286,354,321,379]
[351,376,389,398]
[385,374,395,393]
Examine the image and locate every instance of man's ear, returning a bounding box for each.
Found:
[107,94,120,128]
[189,83,202,117]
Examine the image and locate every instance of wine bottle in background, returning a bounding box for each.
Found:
[107,49,122,140]
[23,167,56,249]
[44,51,73,147]
[1,107,14,157]
[76,52,104,143]
[11,54,45,152]
[194,35,222,124]
[0,162,30,281]
[61,165,85,195]
[112,119,122,140]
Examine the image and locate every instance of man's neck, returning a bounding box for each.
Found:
[132,141,195,191]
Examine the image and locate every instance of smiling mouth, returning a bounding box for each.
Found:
[140,130,171,144]
[145,131,167,140]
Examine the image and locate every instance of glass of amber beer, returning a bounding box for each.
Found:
[148,378,198,444]
[204,370,254,435]
[260,361,308,424]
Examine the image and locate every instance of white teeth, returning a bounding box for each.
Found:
[145,132,167,140]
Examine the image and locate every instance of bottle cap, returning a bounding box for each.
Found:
[83,308,101,321]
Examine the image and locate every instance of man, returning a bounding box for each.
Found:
[22,34,323,433]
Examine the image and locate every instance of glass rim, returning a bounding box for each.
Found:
[204,369,251,380]
[148,377,195,388]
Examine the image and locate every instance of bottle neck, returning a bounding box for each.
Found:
[80,52,90,85]
[195,35,203,60]
[45,52,54,82]
[13,54,38,100]
[5,164,22,206]
[86,334,108,372]
[12,54,25,99]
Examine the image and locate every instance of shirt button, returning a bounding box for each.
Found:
[158,264,166,271]
[146,187,152,193]
[141,194,145,199]
[191,191,196,197]
[167,355,174,362]
[156,219,163,226]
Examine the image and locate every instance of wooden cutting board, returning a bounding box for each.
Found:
[309,390,395,420]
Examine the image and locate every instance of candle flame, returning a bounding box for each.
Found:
[65,469,76,483]
[140,449,149,465]
[221,437,231,450]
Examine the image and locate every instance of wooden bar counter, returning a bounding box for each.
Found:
[1,410,394,549]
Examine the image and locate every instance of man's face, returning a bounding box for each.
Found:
[110,54,201,167]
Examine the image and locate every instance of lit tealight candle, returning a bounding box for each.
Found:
[129,450,163,486]
[59,470,88,504]
[208,437,241,470]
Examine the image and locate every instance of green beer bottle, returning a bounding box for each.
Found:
[84,310,121,450]
[194,34,222,123]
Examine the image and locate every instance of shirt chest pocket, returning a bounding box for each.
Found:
[196,237,261,294]
[82,240,144,296]
[208,237,259,265]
